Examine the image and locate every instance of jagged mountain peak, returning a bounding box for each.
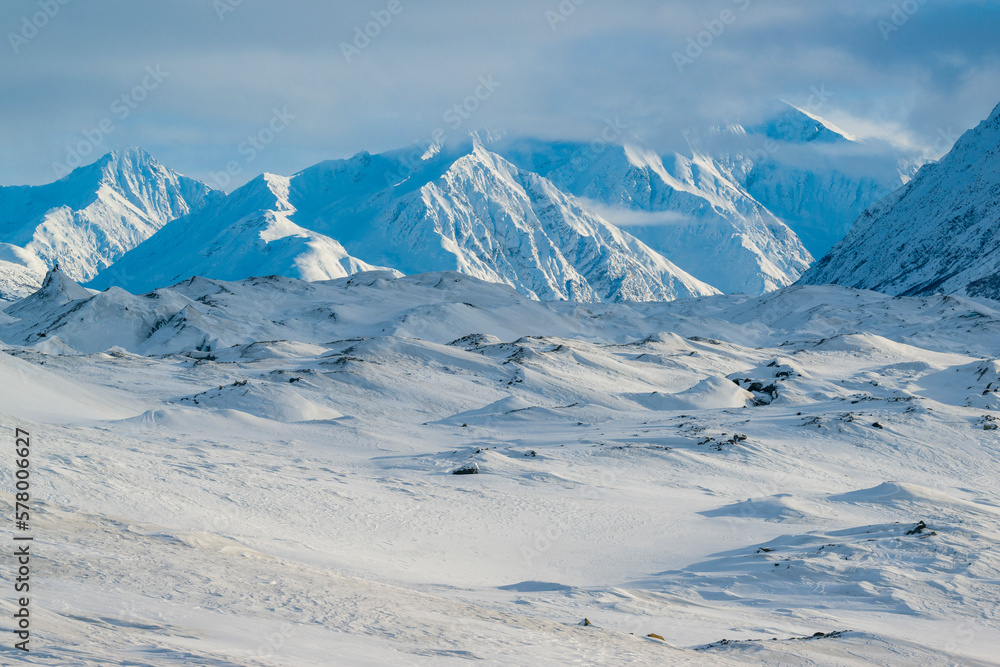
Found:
[0,148,219,298]
[41,262,92,297]
[59,146,174,189]
[4,263,94,318]
[9,116,914,305]
[90,137,718,303]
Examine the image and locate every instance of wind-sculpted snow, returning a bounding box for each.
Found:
[0,148,218,300]
[800,101,1000,298]
[2,268,999,664]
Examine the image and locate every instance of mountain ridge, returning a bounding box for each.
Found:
[798,100,1000,300]
[2,104,928,303]
[0,147,219,299]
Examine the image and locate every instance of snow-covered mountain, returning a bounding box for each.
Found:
[710,104,917,259]
[0,147,218,300]
[15,106,916,304]
[91,139,719,302]
[497,104,915,289]
[799,101,1000,300]
[87,172,397,292]
[498,137,814,295]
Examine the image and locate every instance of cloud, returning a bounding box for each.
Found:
[580,199,696,228]
[1,0,998,187]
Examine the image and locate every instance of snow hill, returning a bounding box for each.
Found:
[799,101,1000,299]
[2,268,999,664]
[85,172,398,292]
[0,148,218,300]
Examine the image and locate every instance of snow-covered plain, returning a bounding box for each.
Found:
[1,268,998,665]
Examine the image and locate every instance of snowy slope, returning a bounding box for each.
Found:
[499,137,814,295]
[1,270,999,665]
[9,111,917,305]
[491,109,913,290]
[88,173,397,292]
[799,101,1000,299]
[747,102,860,144]
[93,140,718,302]
[0,148,218,299]
[344,143,718,302]
[715,104,916,259]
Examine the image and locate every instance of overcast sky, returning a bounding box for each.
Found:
[2,0,998,189]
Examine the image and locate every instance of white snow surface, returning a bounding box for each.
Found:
[1,268,999,665]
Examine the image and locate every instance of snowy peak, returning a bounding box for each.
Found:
[498,136,812,294]
[0,148,218,299]
[60,147,215,219]
[92,146,163,183]
[709,103,915,259]
[24,115,915,304]
[4,263,94,318]
[90,140,718,303]
[36,263,94,304]
[87,192,397,294]
[798,98,1000,299]
[750,103,859,144]
[310,142,719,302]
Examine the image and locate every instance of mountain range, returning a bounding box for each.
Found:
[0,104,928,303]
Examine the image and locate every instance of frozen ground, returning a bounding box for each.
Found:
[1,270,999,665]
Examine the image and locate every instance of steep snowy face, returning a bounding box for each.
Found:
[740,160,903,258]
[95,142,718,303]
[88,173,397,294]
[747,104,858,144]
[0,148,218,299]
[799,101,1000,299]
[82,113,916,303]
[303,143,719,302]
[499,137,813,295]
